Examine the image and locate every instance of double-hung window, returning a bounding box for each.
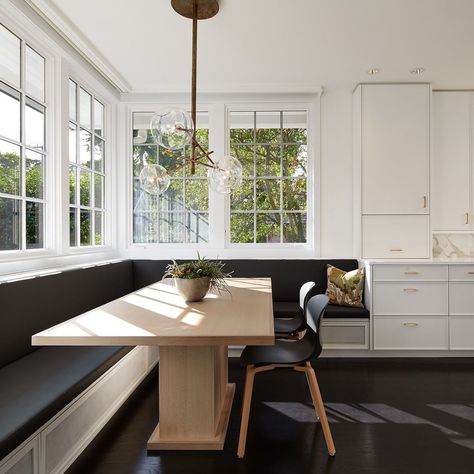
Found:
[132,111,210,244]
[68,79,106,247]
[229,110,308,244]
[130,100,313,253]
[0,23,46,252]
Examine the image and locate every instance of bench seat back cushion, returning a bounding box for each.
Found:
[0,345,130,461]
[132,259,359,301]
[0,261,134,368]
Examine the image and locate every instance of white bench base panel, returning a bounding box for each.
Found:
[0,346,159,474]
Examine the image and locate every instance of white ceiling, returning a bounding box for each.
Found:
[48,0,474,92]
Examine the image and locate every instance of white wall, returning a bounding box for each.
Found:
[320,86,354,257]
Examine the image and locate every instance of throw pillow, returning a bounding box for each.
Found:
[325,265,365,308]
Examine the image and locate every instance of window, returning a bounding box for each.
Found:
[68,79,105,247]
[0,23,46,251]
[129,101,315,254]
[132,112,209,244]
[229,110,308,244]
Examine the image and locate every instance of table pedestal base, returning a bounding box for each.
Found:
[148,383,235,450]
[147,345,234,451]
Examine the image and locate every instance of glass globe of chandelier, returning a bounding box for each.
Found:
[139,0,242,196]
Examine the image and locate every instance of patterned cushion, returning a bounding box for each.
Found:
[325,264,365,308]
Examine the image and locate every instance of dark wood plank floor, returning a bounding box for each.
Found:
[67,358,474,474]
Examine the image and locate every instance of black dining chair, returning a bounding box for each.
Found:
[274,281,315,337]
[237,294,335,459]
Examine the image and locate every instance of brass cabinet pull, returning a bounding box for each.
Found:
[423,196,427,208]
[468,272,474,275]
[404,271,419,275]
[403,322,419,328]
[403,288,419,292]
[465,213,470,225]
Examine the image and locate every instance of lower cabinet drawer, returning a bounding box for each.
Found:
[373,281,448,315]
[449,282,474,315]
[373,316,448,350]
[449,316,474,350]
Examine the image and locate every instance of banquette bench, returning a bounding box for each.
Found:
[0,258,368,473]
[0,261,159,474]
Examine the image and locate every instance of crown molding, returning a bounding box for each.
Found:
[24,0,132,93]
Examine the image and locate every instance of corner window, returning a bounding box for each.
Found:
[228,110,308,244]
[0,24,46,251]
[68,79,106,247]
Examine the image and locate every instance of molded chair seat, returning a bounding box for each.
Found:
[237,295,335,459]
[273,281,315,336]
[273,310,305,334]
[241,332,317,367]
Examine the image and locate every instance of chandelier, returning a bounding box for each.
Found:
[139,0,242,196]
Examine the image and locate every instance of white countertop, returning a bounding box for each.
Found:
[361,259,474,264]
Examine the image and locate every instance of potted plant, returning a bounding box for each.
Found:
[163,254,232,302]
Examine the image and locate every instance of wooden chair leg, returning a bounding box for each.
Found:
[305,371,319,420]
[305,361,336,456]
[237,365,256,458]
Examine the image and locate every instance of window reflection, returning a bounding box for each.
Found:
[80,87,92,129]
[0,139,21,195]
[80,129,92,167]
[25,149,44,199]
[25,46,45,102]
[25,98,45,151]
[0,197,21,251]
[0,83,20,142]
[0,25,20,88]
[26,201,43,249]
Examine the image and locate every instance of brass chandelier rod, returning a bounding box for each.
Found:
[191,0,198,174]
[171,0,219,174]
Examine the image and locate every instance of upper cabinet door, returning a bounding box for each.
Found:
[432,92,472,231]
[361,84,430,214]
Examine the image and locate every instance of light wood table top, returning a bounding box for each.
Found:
[32,277,274,347]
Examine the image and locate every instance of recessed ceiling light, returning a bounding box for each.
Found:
[367,68,380,75]
[411,67,425,75]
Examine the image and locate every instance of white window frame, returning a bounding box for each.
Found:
[0,11,57,262]
[67,77,107,249]
[224,104,314,249]
[61,56,118,258]
[122,92,320,259]
[0,3,119,277]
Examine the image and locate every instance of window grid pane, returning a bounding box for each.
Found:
[229,110,308,244]
[132,112,210,244]
[69,81,106,247]
[0,25,47,252]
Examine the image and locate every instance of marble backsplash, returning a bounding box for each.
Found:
[433,233,474,259]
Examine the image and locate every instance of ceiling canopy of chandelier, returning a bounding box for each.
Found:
[139,0,243,196]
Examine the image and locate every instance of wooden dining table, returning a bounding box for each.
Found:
[32,277,274,450]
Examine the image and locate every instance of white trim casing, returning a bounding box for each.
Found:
[0,3,121,277]
[119,92,321,259]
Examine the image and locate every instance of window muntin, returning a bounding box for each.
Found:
[229,110,308,244]
[132,112,210,244]
[68,79,105,247]
[0,24,46,251]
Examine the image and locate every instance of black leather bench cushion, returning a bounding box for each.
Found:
[324,304,370,319]
[0,260,134,367]
[274,301,370,319]
[132,259,360,302]
[0,345,131,460]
